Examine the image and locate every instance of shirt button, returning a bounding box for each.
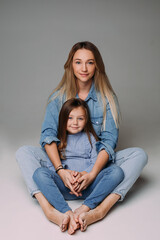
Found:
[96,121,99,124]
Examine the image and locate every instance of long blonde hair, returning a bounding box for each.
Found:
[49,41,120,128]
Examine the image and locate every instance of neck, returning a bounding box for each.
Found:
[77,79,92,100]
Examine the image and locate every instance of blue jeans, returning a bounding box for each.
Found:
[16,146,148,201]
[33,165,124,213]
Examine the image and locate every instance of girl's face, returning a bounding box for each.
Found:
[72,49,96,85]
[67,106,86,134]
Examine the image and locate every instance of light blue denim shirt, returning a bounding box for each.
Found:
[60,132,97,172]
[40,83,119,162]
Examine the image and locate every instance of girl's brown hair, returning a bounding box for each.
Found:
[49,41,120,128]
[58,98,99,159]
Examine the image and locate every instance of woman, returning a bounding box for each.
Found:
[16,41,148,234]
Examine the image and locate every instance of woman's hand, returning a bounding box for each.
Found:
[58,169,81,197]
[76,172,96,192]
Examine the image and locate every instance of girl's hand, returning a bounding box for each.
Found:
[71,171,86,183]
[58,169,80,197]
[69,171,83,196]
[71,171,87,190]
[77,172,95,192]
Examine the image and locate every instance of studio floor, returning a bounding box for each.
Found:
[1,127,160,240]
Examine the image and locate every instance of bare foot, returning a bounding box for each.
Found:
[74,205,90,222]
[66,210,80,235]
[78,207,108,232]
[60,214,70,232]
[46,207,70,232]
[78,212,88,231]
[78,209,101,232]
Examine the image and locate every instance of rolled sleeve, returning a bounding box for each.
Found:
[40,97,61,148]
[96,101,119,162]
[96,141,116,162]
[41,136,60,148]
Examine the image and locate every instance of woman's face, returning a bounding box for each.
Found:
[72,49,96,85]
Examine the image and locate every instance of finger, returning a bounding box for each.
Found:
[73,171,79,177]
[77,176,84,184]
[74,183,81,191]
[72,174,81,184]
[75,173,81,181]
[72,182,79,189]
[72,178,78,184]
[68,182,79,197]
[77,181,87,193]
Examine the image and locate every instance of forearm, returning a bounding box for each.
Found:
[44,142,61,169]
[45,143,81,196]
[90,150,109,178]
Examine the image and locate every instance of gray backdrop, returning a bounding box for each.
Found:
[1,0,160,151]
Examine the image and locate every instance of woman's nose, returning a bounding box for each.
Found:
[82,63,87,71]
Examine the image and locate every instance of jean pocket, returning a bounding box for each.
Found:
[91,117,103,135]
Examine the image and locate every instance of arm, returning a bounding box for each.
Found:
[94,100,119,162]
[73,134,109,192]
[75,96,119,191]
[40,98,60,148]
[76,150,109,192]
[45,142,80,197]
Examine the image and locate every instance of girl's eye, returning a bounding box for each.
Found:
[75,61,81,64]
[88,61,94,65]
[78,118,84,120]
[68,117,72,119]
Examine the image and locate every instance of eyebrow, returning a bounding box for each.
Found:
[74,58,95,61]
[69,114,85,117]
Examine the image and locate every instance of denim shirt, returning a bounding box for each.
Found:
[60,132,97,172]
[40,83,119,162]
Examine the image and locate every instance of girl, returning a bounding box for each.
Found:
[33,98,124,234]
[16,41,148,233]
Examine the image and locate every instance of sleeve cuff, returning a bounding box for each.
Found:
[95,141,115,162]
[40,136,60,148]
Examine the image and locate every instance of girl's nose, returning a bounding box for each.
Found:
[73,118,78,124]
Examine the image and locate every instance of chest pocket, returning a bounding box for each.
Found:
[91,116,103,136]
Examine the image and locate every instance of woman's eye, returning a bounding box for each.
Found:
[75,61,81,64]
[88,61,94,65]
[68,117,72,119]
[78,118,84,120]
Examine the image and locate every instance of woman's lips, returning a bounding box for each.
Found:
[80,74,89,77]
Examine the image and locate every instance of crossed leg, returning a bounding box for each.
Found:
[78,193,120,231]
[35,192,79,234]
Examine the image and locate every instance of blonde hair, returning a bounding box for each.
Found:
[49,41,120,128]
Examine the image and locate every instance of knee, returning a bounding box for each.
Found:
[134,148,148,167]
[107,165,124,183]
[114,166,124,182]
[33,167,51,184]
[16,145,30,164]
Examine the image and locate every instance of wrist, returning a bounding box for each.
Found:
[89,170,97,179]
[81,171,87,175]
[57,168,65,177]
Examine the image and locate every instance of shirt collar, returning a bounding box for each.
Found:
[85,82,98,102]
[76,82,98,101]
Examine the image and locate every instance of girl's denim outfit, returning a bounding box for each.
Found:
[33,132,124,213]
[16,83,148,201]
